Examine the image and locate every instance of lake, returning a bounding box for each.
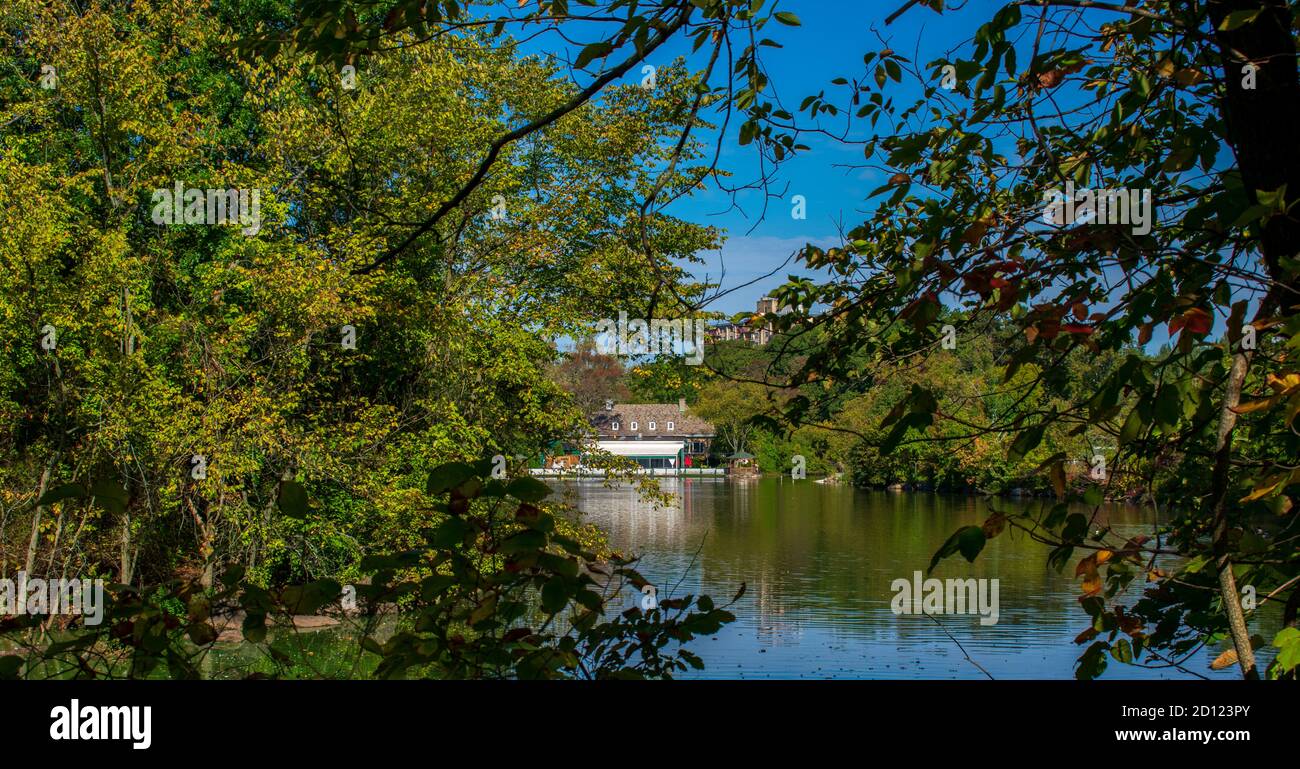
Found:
[202,475,1267,680]
[556,476,1250,680]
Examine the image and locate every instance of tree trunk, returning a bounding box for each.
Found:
[24,460,54,575]
[1207,349,1258,678]
[119,505,134,585]
[186,496,214,590]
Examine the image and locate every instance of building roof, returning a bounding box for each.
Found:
[590,403,715,438]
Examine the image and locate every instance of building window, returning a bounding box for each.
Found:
[667,421,675,431]
[611,421,619,431]
[630,421,638,431]
[648,421,656,431]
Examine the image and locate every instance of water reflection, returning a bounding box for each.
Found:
[560,476,1250,680]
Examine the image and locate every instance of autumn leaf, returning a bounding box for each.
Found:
[1210,636,1264,669]
[961,221,988,244]
[1210,648,1238,670]
[1169,307,1212,336]
[1240,470,1297,503]
[1074,552,1105,596]
[1266,373,1300,393]
[1036,60,1088,89]
[1037,70,1066,89]
[1231,396,1278,415]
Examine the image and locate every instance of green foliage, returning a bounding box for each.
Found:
[2,462,736,679]
[359,461,738,679]
[0,0,714,589]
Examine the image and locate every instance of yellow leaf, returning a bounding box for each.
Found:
[1266,373,1300,393]
[1210,648,1237,670]
[1240,471,1293,502]
[1231,396,1279,415]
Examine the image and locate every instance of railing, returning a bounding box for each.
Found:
[529,467,726,477]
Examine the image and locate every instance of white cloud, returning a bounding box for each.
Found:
[684,234,840,315]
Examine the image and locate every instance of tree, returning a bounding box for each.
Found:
[693,380,771,456]
[745,1,1300,679]
[0,0,715,591]
[548,339,630,415]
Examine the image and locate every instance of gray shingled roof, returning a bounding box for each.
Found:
[590,403,714,438]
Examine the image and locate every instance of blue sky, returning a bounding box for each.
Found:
[508,0,1008,316]
[600,1,1207,354]
[638,1,1007,315]
[516,1,1215,350]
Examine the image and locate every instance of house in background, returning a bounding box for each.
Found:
[586,398,716,474]
[706,296,786,346]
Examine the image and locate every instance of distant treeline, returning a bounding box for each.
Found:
[581,317,1152,497]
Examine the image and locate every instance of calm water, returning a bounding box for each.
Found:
[203,476,1268,679]
[556,477,1251,680]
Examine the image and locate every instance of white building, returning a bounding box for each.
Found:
[587,399,716,473]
